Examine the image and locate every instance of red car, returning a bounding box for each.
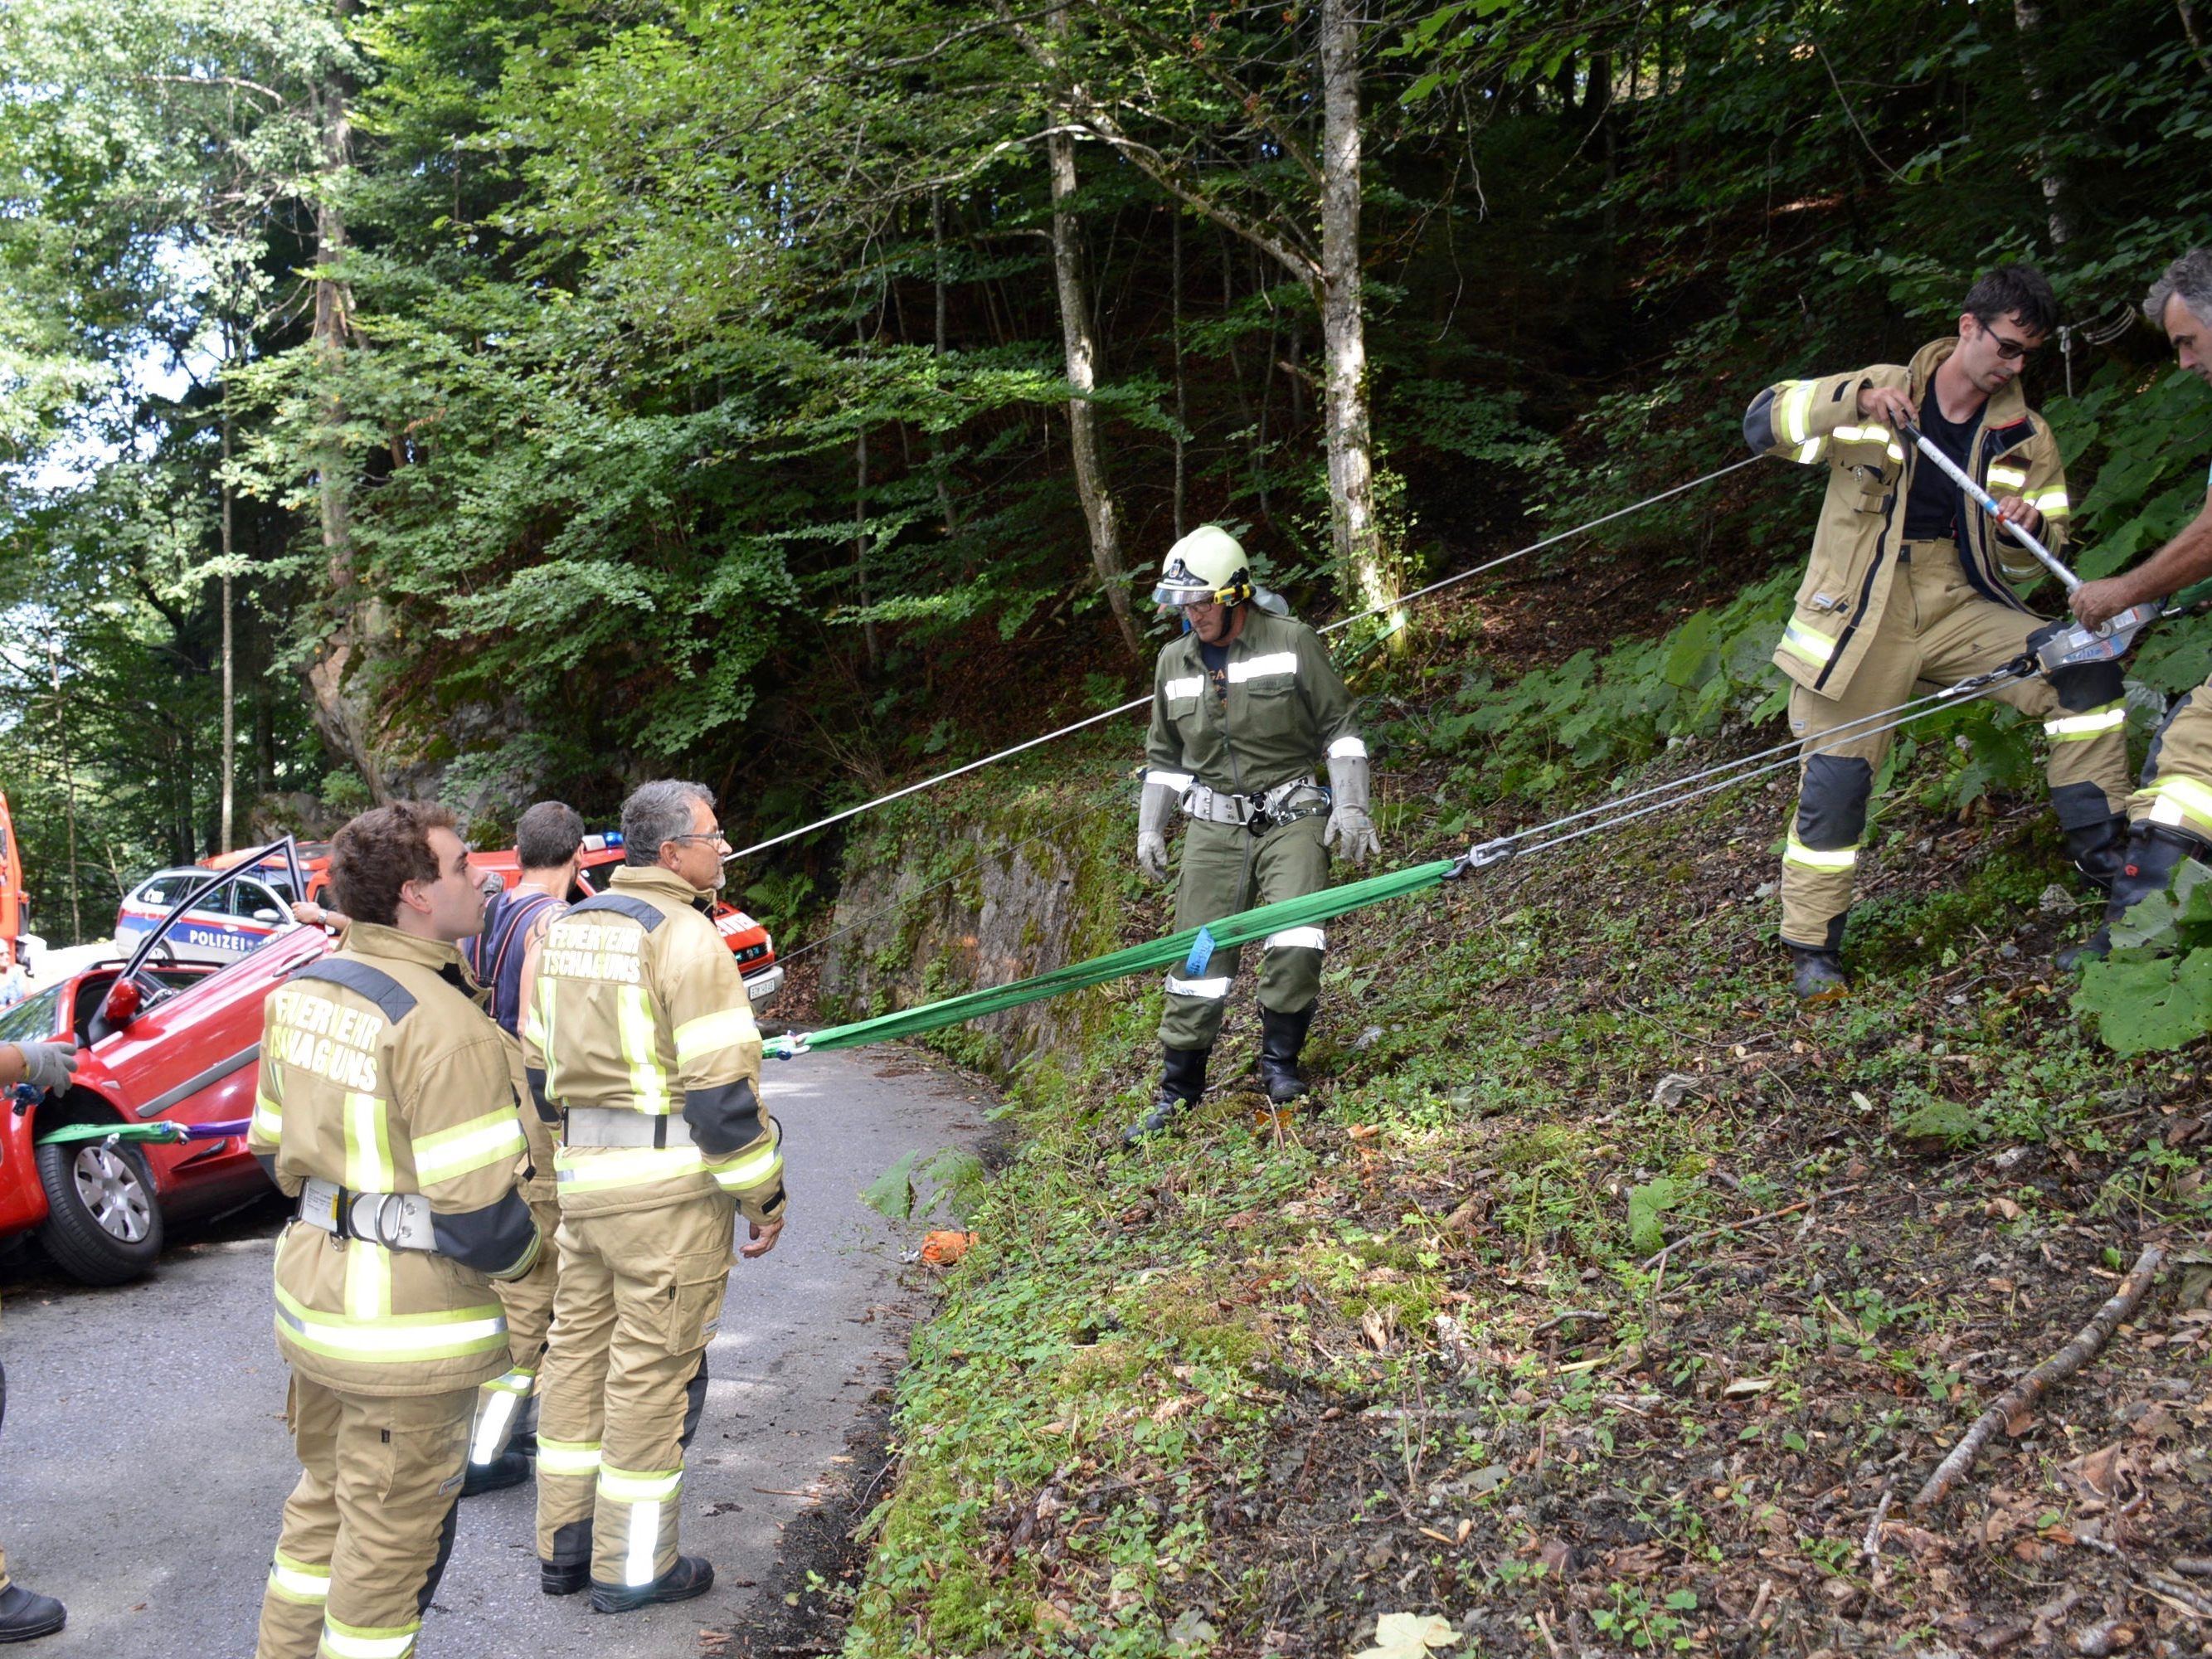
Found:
[0,836,780,1286]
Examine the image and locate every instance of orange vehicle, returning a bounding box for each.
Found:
[471,831,781,1008]
[0,793,29,971]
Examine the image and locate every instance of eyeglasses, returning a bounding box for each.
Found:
[666,831,730,849]
[1970,317,2044,361]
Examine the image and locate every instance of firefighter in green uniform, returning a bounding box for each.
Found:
[1128,526,1378,1142]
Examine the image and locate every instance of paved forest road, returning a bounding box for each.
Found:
[0,1045,993,1658]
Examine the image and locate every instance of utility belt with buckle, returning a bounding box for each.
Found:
[298,1176,439,1252]
[563,1105,698,1151]
[1180,776,1331,836]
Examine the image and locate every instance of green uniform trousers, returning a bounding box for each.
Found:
[533,1190,732,1591]
[469,1187,559,1468]
[1159,814,1329,1051]
[253,1376,473,1659]
[2131,673,2212,844]
[1780,541,2131,949]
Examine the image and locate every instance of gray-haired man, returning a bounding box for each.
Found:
[2062,249,2212,961]
[527,781,785,1610]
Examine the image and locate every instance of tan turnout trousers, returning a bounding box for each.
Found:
[254,1378,474,1659]
[533,1190,733,1590]
[2132,675,2212,841]
[1780,540,2132,948]
[469,1184,560,1467]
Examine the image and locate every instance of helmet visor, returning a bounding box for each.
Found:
[1152,581,1211,608]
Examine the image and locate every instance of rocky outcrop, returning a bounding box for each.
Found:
[813,778,1128,1077]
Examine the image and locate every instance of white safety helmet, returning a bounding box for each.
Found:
[1153,525,1255,609]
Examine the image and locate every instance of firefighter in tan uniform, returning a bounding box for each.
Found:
[2064,249,2212,961]
[0,1038,79,1646]
[460,803,586,1496]
[247,804,542,1659]
[1743,264,2132,1001]
[527,780,785,1613]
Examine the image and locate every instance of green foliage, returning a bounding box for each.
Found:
[1424,567,1796,800]
[2073,858,2212,1054]
[861,1146,989,1224]
[1626,1178,1680,1257]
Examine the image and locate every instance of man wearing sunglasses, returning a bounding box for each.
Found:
[1743,264,2131,1002]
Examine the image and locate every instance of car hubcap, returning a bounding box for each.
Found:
[71,1146,151,1243]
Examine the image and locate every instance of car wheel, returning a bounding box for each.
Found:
[34,1136,163,1285]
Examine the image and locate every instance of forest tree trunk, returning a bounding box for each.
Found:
[1047,13,1141,658]
[2012,0,2077,246]
[300,1,388,800]
[1319,0,1394,625]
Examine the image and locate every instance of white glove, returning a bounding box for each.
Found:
[1137,773,1180,885]
[1324,747,1379,866]
[13,1039,78,1096]
[1325,805,1378,866]
[1137,831,1170,883]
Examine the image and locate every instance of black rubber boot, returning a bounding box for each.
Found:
[461,1448,533,1497]
[1788,945,1850,1005]
[591,1554,715,1615]
[541,1519,593,1596]
[0,1584,66,1644]
[1257,1005,1316,1105]
[2063,814,2131,894]
[1123,1046,1208,1144]
[2059,824,2205,970]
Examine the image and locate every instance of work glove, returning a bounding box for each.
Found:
[13,1039,77,1097]
[1136,771,1181,885]
[1324,744,1380,867]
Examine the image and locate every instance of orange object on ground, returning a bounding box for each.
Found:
[919,1231,974,1267]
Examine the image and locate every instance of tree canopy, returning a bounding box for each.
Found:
[2,0,2208,938]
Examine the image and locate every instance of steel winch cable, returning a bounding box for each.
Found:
[761,662,2040,1060]
[722,455,1767,864]
[1444,665,2037,871]
[1445,660,2037,878]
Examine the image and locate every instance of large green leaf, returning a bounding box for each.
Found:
[2073,951,2212,1055]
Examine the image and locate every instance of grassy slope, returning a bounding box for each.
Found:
[814,596,2212,1659]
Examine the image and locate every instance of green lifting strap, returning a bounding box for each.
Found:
[770,857,1461,1058]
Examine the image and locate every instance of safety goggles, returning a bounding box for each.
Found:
[1152,563,1254,608]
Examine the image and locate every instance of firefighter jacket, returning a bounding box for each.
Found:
[1744,336,2074,702]
[1145,609,1364,798]
[523,864,785,1225]
[247,922,542,1399]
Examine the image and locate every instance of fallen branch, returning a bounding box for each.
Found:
[1637,1185,1859,1274]
[1863,1486,1894,1565]
[1913,1243,2165,1511]
[1531,1308,1608,1336]
[2141,1570,2212,1619]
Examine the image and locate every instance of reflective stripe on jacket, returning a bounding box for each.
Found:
[1744,336,2073,702]
[1144,609,1363,796]
[247,922,536,1399]
[524,865,783,1224]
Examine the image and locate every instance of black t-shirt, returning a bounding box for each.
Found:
[1902,384,1978,542]
[1198,638,1229,700]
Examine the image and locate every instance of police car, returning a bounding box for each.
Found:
[114,867,296,966]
